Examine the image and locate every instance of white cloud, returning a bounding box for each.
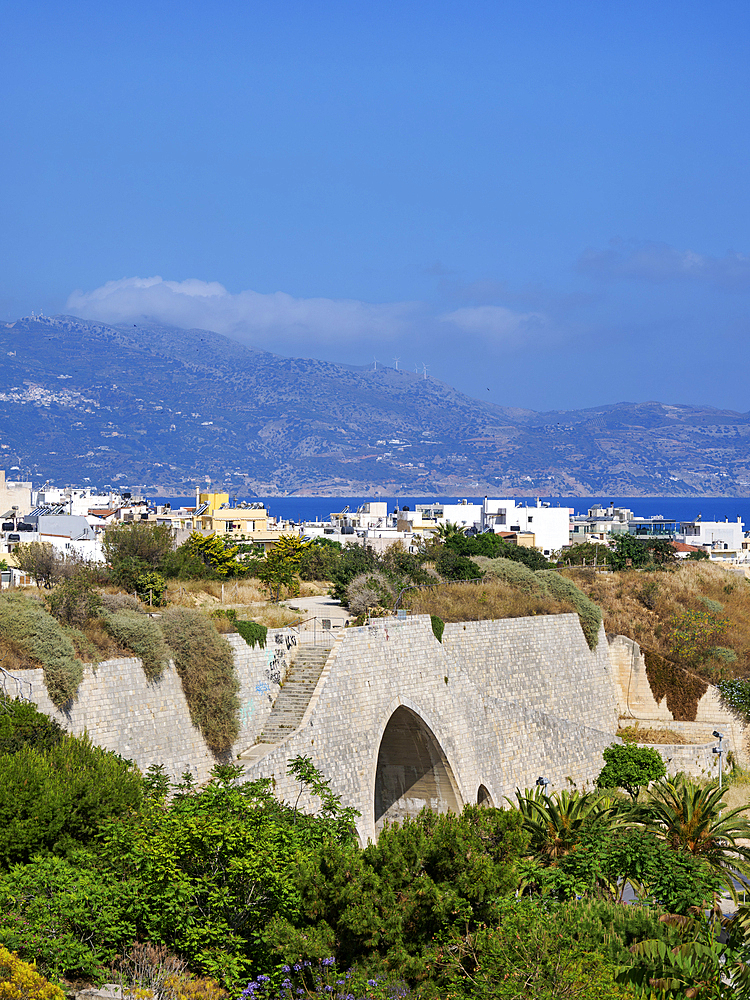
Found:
[577,239,750,290]
[440,304,547,344]
[66,276,419,345]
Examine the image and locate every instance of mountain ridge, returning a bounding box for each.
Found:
[1,313,749,497]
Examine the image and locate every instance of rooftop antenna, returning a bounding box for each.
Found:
[393,357,400,370]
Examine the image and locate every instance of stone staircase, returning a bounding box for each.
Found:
[257,645,331,744]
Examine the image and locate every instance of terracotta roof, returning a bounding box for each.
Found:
[671,541,701,552]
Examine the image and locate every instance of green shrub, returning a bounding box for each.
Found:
[698,595,725,615]
[0,732,142,866]
[434,548,480,581]
[475,556,543,593]
[47,574,102,629]
[0,593,83,706]
[211,608,238,623]
[236,620,267,649]
[135,571,167,607]
[536,571,603,650]
[102,610,172,681]
[160,609,240,754]
[430,615,445,643]
[0,695,66,754]
[710,645,737,665]
[0,856,137,981]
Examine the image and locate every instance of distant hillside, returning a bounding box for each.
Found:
[2,313,750,496]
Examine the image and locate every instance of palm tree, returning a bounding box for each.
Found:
[435,521,466,544]
[510,787,616,861]
[638,775,750,902]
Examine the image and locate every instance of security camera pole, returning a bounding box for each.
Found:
[712,731,725,791]
[536,776,550,795]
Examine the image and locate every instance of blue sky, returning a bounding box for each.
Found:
[2,1,750,411]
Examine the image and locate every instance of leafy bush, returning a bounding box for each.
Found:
[596,742,666,799]
[0,944,65,1000]
[434,547,480,581]
[0,732,142,866]
[102,609,172,681]
[346,572,393,615]
[46,573,102,628]
[430,615,444,643]
[0,593,83,706]
[298,537,343,581]
[536,570,603,650]
[235,621,267,649]
[0,856,138,980]
[267,805,528,979]
[329,545,381,603]
[136,571,167,607]
[475,556,543,592]
[0,696,66,755]
[448,532,550,569]
[160,608,240,754]
[103,521,175,591]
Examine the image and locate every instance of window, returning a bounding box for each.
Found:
[528,516,533,523]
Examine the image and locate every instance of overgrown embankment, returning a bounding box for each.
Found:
[565,561,750,681]
[0,591,241,754]
[404,557,603,650]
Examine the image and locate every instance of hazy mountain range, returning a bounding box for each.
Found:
[1,314,749,497]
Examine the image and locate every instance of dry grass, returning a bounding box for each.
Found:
[564,562,750,680]
[618,723,693,745]
[403,578,571,622]
[721,776,750,816]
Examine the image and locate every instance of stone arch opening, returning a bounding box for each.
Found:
[477,784,494,807]
[374,706,462,832]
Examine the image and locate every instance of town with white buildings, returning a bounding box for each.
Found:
[1,466,749,587]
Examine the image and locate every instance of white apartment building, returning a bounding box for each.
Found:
[480,498,571,556]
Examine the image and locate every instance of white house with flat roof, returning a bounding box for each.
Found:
[678,517,745,560]
[481,498,570,557]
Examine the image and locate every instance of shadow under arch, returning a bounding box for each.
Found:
[374,705,462,833]
[477,784,494,807]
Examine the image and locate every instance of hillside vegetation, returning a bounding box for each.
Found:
[404,557,603,650]
[564,561,750,682]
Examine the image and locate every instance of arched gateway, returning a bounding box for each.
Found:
[374,706,462,832]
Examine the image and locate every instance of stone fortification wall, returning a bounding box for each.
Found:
[12,613,622,839]
[608,634,748,768]
[12,627,299,784]
[650,742,728,782]
[241,613,620,844]
[441,614,618,735]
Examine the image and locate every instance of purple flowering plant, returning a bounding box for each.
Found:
[236,958,409,1000]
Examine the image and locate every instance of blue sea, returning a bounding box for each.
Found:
[151,495,750,526]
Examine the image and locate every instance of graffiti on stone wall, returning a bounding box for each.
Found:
[267,649,286,685]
